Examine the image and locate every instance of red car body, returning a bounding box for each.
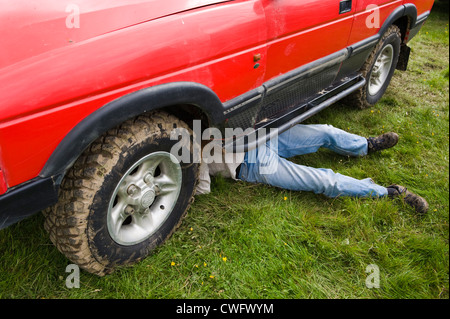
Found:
[0,0,434,228]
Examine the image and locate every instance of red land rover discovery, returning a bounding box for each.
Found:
[0,0,434,275]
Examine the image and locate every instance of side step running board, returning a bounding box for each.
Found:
[226,75,366,153]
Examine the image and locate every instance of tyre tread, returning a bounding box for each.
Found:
[44,111,198,276]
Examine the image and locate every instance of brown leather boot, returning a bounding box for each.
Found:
[367,132,399,152]
[387,184,429,214]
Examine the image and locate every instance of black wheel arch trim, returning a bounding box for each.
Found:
[382,4,417,35]
[403,4,418,29]
[414,11,431,27]
[40,81,224,178]
[349,4,419,60]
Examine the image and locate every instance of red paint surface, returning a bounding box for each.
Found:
[0,0,433,189]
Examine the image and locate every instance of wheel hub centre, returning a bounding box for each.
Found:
[140,189,155,209]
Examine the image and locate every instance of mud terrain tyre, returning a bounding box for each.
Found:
[44,111,198,276]
[348,25,401,109]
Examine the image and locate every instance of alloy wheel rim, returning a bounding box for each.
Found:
[368,44,394,96]
[107,151,182,246]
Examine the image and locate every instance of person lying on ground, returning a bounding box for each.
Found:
[196,124,429,214]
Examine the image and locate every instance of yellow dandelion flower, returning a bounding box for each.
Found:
[210,275,215,279]
[283,196,287,201]
[171,261,176,266]
[190,227,193,231]
[204,262,207,267]
[222,257,227,262]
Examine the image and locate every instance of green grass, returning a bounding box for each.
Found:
[1,1,448,299]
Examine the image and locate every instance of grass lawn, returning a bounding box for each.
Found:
[0,1,448,299]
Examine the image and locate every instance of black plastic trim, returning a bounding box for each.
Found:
[379,5,407,36]
[350,35,379,56]
[227,75,366,153]
[414,11,430,27]
[0,176,60,230]
[406,11,430,43]
[223,86,265,115]
[264,49,349,94]
[339,0,352,14]
[348,4,418,56]
[40,82,224,178]
[404,4,418,28]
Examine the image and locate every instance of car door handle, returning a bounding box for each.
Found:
[339,0,352,14]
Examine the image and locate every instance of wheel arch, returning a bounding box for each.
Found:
[380,4,417,42]
[40,82,220,179]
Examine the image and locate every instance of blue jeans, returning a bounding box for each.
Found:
[237,124,388,198]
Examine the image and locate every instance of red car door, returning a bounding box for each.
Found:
[255,0,355,125]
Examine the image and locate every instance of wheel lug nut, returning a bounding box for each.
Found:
[124,205,135,216]
[127,184,140,196]
[144,173,154,185]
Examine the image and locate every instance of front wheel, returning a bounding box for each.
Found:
[44,111,198,276]
[348,25,401,109]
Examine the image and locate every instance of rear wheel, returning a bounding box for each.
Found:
[44,111,198,276]
[348,25,401,109]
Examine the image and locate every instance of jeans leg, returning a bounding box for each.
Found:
[238,144,388,198]
[272,124,369,158]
